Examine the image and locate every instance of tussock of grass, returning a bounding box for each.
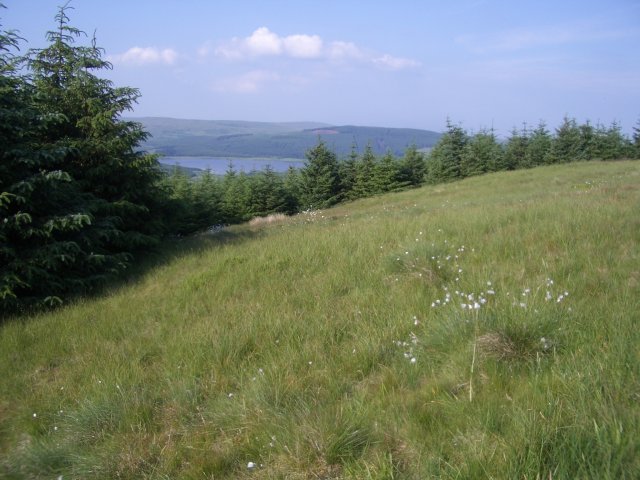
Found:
[1,161,639,478]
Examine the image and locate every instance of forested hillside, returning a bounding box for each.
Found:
[137,116,442,158]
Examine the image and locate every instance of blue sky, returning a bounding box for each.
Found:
[3,0,639,136]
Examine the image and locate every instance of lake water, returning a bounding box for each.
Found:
[160,156,305,174]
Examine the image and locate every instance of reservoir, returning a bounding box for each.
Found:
[159,156,305,174]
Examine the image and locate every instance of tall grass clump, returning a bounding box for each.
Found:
[1,160,639,478]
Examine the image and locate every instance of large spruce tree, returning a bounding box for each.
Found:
[1,5,167,313]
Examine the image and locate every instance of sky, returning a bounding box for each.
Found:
[3,0,640,136]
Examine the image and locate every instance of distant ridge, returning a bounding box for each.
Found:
[133,117,441,158]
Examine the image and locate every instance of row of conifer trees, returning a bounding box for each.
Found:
[164,116,639,232]
[1,5,639,314]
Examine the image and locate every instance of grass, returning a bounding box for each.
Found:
[1,160,639,478]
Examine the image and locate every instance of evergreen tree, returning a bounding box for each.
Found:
[193,168,224,227]
[460,129,503,176]
[221,164,251,223]
[523,121,552,167]
[352,143,377,198]
[283,166,302,211]
[160,167,199,235]
[299,139,341,209]
[29,7,167,249]
[1,14,84,311]
[426,119,468,183]
[338,143,358,200]
[398,144,426,187]
[578,120,597,160]
[503,125,528,170]
[12,4,169,295]
[598,121,628,160]
[373,150,402,193]
[547,116,583,163]
[248,165,291,217]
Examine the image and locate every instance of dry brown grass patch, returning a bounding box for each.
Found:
[476,332,518,361]
[248,213,288,227]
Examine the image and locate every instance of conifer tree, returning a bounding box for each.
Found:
[373,150,401,193]
[221,163,251,223]
[283,166,302,211]
[1,8,100,311]
[547,116,583,163]
[2,4,166,312]
[523,121,552,167]
[598,120,628,160]
[338,143,359,200]
[193,168,224,227]
[299,139,341,209]
[426,119,468,183]
[398,144,426,187]
[578,120,597,160]
[29,6,166,247]
[461,129,503,176]
[503,125,528,170]
[352,143,377,198]
[248,165,291,217]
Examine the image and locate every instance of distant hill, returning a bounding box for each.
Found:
[133,117,441,158]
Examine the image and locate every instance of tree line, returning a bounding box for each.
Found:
[1,5,639,315]
[165,116,639,232]
[161,142,427,233]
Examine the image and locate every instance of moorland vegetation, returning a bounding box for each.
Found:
[1,5,639,478]
[2,4,639,314]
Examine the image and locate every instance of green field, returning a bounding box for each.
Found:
[1,161,638,479]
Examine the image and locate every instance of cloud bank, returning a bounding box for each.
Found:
[108,47,178,66]
[214,27,419,70]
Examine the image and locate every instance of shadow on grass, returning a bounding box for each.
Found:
[106,225,262,293]
[1,226,261,324]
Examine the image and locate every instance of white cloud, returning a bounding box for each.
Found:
[245,27,283,56]
[327,41,364,60]
[108,46,178,65]
[216,27,323,59]
[212,70,281,93]
[214,27,419,69]
[283,34,323,58]
[372,54,421,70]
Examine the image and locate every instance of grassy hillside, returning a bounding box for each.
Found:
[1,161,639,478]
[136,117,441,158]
